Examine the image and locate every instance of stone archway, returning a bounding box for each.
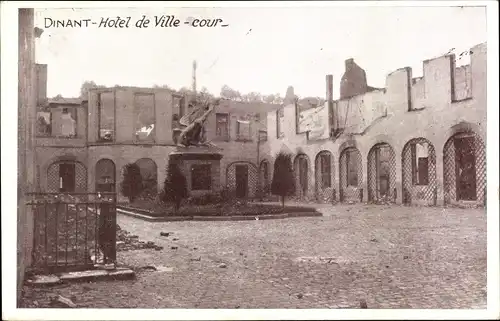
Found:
[339,147,363,203]
[95,159,116,193]
[314,150,335,203]
[401,138,437,206]
[367,143,396,203]
[134,158,158,200]
[443,131,486,206]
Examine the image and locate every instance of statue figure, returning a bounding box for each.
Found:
[177,98,220,147]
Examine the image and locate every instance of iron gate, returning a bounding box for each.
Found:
[47,161,87,193]
[258,160,271,198]
[443,132,486,206]
[294,154,311,201]
[339,147,363,203]
[226,162,258,199]
[27,192,117,273]
[367,143,397,204]
[315,151,336,203]
[402,138,437,206]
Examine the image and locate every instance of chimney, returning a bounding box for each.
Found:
[345,58,354,70]
[326,74,336,134]
[326,74,333,102]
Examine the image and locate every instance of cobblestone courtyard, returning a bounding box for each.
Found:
[21,204,487,309]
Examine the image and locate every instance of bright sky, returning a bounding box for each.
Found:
[34,5,487,99]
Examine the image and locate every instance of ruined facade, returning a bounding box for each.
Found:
[32,42,487,208]
[34,76,276,202]
[260,43,487,207]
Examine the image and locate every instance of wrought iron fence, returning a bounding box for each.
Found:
[367,143,397,204]
[443,132,486,206]
[339,147,363,203]
[401,138,438,206]
[26,192,117,273]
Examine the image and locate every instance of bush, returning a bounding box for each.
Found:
[271,151,296,207]
[120,163,143,203]
[161,162,188,212]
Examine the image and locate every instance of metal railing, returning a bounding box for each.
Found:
[26,192,117,273]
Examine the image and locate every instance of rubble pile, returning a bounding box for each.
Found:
[116,224,163,252]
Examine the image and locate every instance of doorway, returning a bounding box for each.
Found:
[59,163,76,192]
[235,164,249,198]
[454,136,477,201]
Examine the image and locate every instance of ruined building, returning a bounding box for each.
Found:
[260,42,486,207]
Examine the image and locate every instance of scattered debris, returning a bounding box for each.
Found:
[50,295,77,308]
[403,255,409,259]
[218,263,227,268]
[296,293,303,299]
[296,256,343,265]
[154,246,163,251]
[370,238,378,243]
[239,252,244,256]
[140,265,157,272]
[116,225,160,251]
[26,274,62,286]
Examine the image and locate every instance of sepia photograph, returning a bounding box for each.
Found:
[2,1,499,320]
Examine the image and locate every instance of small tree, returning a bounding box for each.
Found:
[120,163,143,203]
[271,152,296,208]
[161,162,188,212]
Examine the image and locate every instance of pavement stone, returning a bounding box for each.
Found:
[19,204,487,309]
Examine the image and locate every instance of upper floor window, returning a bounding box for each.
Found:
[36,106,78,138]
[276,107,285,138]
[134,93,155,143]
[216,113,229,140]
[98,92,115,142]
[236,118,252,141]
[258,130,268,142]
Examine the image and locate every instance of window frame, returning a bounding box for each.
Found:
[215,113,230,141]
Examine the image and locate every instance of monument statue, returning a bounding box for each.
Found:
[177,98,221,147]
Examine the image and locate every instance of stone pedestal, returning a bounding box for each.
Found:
[169,146,223,197]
